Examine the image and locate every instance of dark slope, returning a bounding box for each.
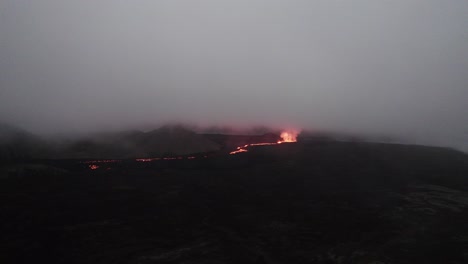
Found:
[132,126,221,157]
[202,132,280,149]
[1,141,468,263]
[1,125,222,160]
[0,123,49,161]
[53,126,221,159]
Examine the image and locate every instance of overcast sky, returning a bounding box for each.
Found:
[0,1,467,148]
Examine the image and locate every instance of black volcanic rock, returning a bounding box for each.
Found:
[0,123,49,161]
[1,141,468,263]
[202,133,281,150]
[131,125,221,157]
[58,125,221,159]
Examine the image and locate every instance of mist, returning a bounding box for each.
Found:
[1,1,467,150]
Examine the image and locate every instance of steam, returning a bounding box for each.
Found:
[0,1,467,151]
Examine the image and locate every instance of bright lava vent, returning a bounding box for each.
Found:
[230,130,298,155]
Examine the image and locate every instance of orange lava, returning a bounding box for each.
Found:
[250,142,278,146]
[86,130,299,168]
[278,131,298,143]
[229,147,249,155]
[89,165,99,170]
[229,130,298,155]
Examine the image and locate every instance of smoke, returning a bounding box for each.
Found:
[0,1,467,151]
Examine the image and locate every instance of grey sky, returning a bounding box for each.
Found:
[0,1,467,148]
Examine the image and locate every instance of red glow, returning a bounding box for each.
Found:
[278,131,298,143]
[135,155,200,162]
[229,147,249,155]
[229,130,298,155]
[85,130,299,166]
[82,160,120,164]
[136,158,161,162]
[250,142,278,146]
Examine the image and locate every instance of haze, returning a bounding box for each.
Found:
[0,1,467,150]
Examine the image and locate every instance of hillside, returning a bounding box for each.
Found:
[0,124,49,161]
[0,126,222,160]
[58,127,221,159]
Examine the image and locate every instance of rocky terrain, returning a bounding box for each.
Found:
[1,140,468,263]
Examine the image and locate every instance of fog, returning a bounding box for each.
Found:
[0,1,467,150]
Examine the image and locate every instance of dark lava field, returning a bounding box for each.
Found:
[1,141,468,264]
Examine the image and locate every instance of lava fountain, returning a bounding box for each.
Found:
[230,130,299,155]
[278,131,299,143]
[86,130,299,170]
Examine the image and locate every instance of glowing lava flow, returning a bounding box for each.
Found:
[85,131,298,169]
[229,145,249,155]
[89,165,100,170]
[229,131,298,155]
